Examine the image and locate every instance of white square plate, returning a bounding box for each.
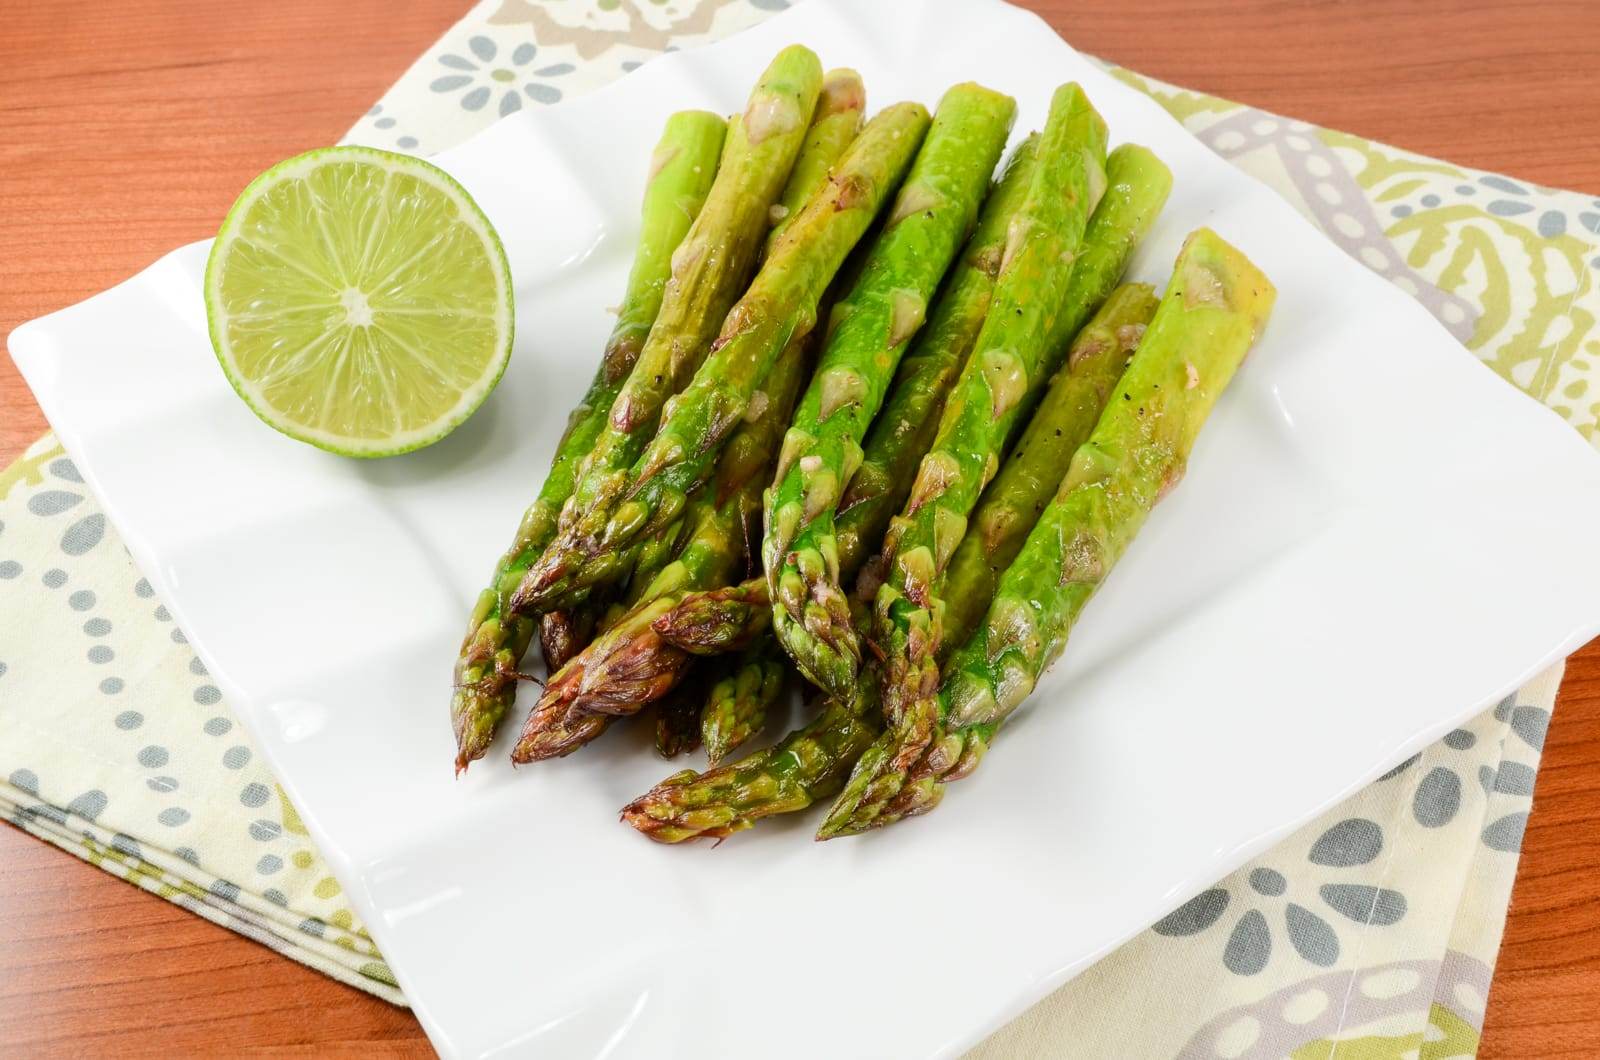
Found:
[12,0,1600,1055]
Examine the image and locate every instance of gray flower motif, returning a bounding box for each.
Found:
[430,36,574,117]
[1153,817,1405,976]
[1379,694,1545,850]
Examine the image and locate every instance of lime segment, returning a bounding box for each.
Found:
[205,146,513,458]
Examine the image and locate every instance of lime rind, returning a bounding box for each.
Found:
[204,146,514,458]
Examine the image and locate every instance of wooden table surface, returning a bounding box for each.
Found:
[2,1,1597,1055]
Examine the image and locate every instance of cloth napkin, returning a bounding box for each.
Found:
[3,0,1597,1051]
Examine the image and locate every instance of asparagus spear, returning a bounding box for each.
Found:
[654,662,717,758]
[623,360,1036,842]
[539,609,593,673]
[702,640,790,765]
[767,69,866,248]
[824,228,1277,835]
[531,236,867,713]
[808,285,1156,812]
[504,47,822,620]
[940,285,1160,641]
[450,109,726,772]
[1043,145,1172,357]
[833,135,1040,575]
[511,325,811,762]
[623,683,882,843]
[646,143,1164,704]
[649,140,1044,660]
[873,83,1108,730]
[514,101,933,614]
[627,200,1175,843]
[651,577,773,655]
[764,83,1017,699]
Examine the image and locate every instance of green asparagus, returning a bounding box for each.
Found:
[652,577,773,655]
[764,83,1017,699]
[832,135,1040,576]
[649,138,1044,661]
[623,683,882,843]
[702,640,789,764]
[450,109,726,771]
[817,285,1156,831]
[654,662,716,758]
[825,228,1277,835]
[873,83,1108,731]
[625,141,1174,840]
[514,101,932,614]
[511,325,811,762]
[767,69,866,249]
[505,46,822,619]
[539,608,594,673]
[627,318,1080,842]
[608,78,879,616]
[940,284,1160,641]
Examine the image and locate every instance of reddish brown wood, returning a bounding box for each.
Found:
[1,1,1596,1055]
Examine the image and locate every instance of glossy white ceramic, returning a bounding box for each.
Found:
[13,0,1600,1055]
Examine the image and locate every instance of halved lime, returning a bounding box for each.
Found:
[204,146,514,458]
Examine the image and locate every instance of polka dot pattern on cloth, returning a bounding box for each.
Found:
[1,438,394,999]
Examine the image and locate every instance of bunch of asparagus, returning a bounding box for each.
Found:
[450,46,1277,843]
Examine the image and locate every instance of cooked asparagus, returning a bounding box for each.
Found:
[767,69,866,248]
[824,228,1276,835]
[622,683,883,843]
[449,109,726,771]
[651,139,1043,660]
[702,640,789,764]
[873,83,1108,731]
[514,101,932,614]
[511,325,811,762]
[652,577,773,656]
[833,135,1040,577]
[939,284,1160,641]
[765,83,1017,699]
[506,46,822,618]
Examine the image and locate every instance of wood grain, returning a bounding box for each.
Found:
[1,1,1596,1056]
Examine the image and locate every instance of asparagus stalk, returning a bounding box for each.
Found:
[450,109,726,771]
[820,284,1155,827]
[652,577,773,655]
[764,83,1017,699]
[505,46,822,620]
[650,139,1045,661]
[630,151,1174,837]
[539,608,594,673]
[623,684,883,843]
[529,243,863,718]
[654,662,717,758]
[514,101,933,614]
[939,285,1160,641]
[1038,144,1173,365]
[824,228,1277,835]
[833,136,1040,576]
[623,370,1029,842]
[767,69,866,248]
[511,327,812,762]
[873,83,1108,730]
[702,640,790,764]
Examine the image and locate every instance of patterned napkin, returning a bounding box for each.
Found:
[3,0,1596,1051]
